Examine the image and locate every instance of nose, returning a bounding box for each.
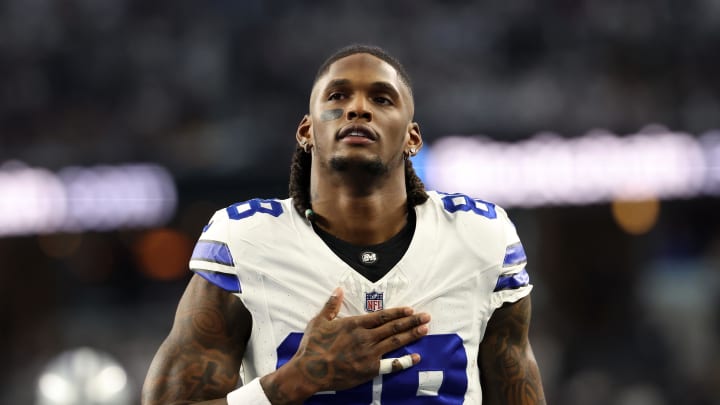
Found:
[346,97,372,121]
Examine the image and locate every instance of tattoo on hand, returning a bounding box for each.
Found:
[292,322,376,395]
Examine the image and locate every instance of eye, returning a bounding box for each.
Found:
[327,92,346,101]
[373,96,393,105]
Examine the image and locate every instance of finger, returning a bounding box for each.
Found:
[355,306,415,329]
[375,322,429,354]
[319,287,344,320]
[372,312,430,341]
[378,354,418,375]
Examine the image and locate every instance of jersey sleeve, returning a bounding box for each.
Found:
[490,207,533,309]
[189,208,241,293]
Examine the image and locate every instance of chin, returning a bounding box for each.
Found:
[329,154,388,176]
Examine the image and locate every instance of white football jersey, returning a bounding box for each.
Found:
[189,191,532,405]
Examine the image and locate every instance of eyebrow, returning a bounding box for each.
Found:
[324,79,401,98]
[369,81,400,98]
[326,79,351,89]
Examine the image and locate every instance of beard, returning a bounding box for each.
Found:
[329,155,389,177]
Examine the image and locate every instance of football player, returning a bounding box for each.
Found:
[143,44,545,405]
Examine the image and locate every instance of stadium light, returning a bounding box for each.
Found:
[0,162,176,237]
[423,128,719,207]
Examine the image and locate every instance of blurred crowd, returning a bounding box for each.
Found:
[2,0,720,173]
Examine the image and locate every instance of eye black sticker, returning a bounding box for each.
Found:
[320,109,343,121]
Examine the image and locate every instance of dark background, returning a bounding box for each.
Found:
[1,1,719,404]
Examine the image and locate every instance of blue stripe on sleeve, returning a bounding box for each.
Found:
[503,243,527,267]
[191,240,235,266]
[493,268,530,292]
[194,270,241,293]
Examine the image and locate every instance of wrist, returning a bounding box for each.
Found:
[260,361,320,405]
[227,378,271,405]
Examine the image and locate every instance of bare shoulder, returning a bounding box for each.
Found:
[479,296,546,405]
[142,274,252,404]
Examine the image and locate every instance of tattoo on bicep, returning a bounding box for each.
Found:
[146,290,245,403]
[482,297,546,404]
[181,305,227,345]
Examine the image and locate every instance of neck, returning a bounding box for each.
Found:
[309,165,409,245]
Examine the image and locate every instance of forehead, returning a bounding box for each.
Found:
[313,53,407,95]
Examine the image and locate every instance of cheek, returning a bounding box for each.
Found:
[388,121,411,144]
[384,110,411,134]
[310,122,332,149]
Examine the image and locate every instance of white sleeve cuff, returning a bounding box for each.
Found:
[227,378,272,405]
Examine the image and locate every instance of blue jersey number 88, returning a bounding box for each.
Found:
[440,193,497,219]
[276,333,468,404]
[226,198,284,220]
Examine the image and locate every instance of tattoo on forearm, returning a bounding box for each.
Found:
[187,362,222,397]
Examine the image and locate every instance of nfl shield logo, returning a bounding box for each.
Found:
[365,291,384,312]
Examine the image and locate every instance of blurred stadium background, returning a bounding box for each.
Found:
[1,1,719,404]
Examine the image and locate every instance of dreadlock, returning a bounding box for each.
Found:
[289,44,429,220]
[289,145,313,218]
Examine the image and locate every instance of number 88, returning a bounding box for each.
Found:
[275,334,468,404]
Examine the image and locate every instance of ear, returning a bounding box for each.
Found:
[406,122,423,155]
[296,114,312,148]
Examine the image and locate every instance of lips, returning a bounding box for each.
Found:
[336,124,378,141]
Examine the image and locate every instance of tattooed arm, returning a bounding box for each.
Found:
[143,277,431,405]
[479,295,546,405]
[142,274,251,404]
